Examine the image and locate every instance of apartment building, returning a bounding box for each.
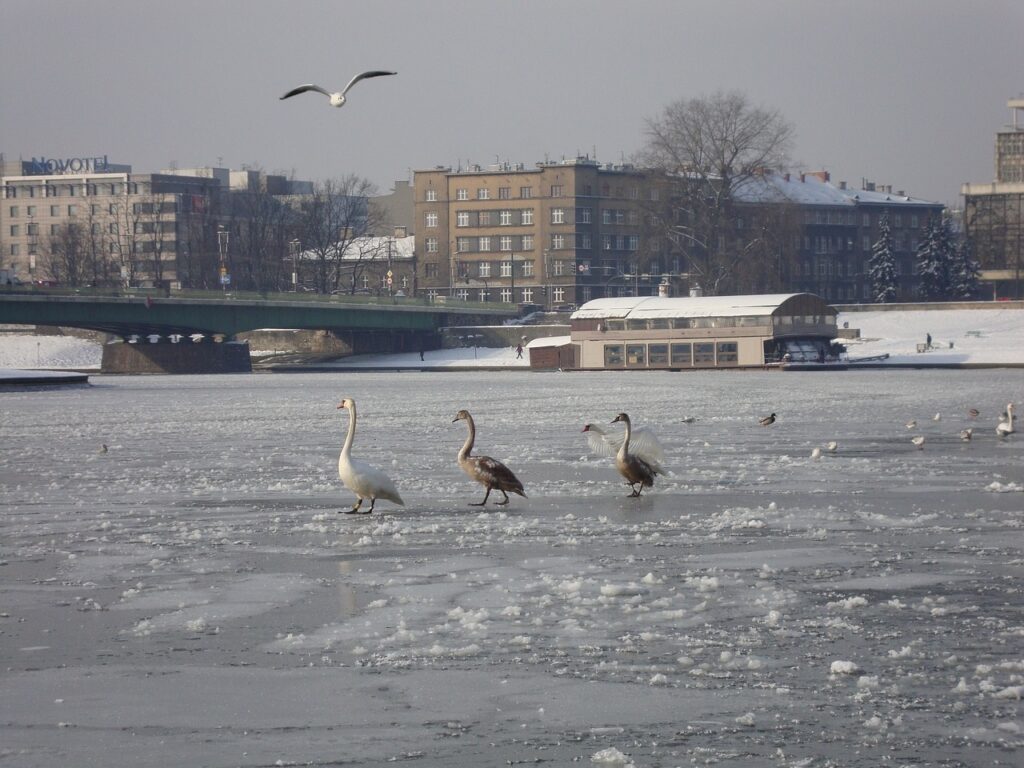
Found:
[414,157,658,308]
[414,159,942,306]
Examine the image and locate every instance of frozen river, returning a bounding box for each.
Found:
[1,370,1021,767]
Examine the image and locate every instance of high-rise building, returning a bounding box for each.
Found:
[961,99,1024,299]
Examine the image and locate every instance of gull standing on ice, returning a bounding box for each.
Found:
[280,70,397,108]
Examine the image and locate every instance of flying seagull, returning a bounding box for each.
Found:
[280,70,397,108]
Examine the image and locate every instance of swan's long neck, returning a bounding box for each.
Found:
[618,417,632,458]
[341,404,356,458]
[459,416,476,462]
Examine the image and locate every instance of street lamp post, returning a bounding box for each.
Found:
[288,239,301,292]
[509,252,515,305]
[217,225,230,293]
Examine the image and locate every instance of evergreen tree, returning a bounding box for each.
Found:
[950,237,982,300]
[867,212,899,303]
[916,215,954,301]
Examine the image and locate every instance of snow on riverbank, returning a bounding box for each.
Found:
[838,308,1023,365]
[1,305,1021,373]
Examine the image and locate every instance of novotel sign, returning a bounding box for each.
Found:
[26,155,111,175]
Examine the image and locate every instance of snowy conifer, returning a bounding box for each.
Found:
[867,212,899,303]
[915,216,951,301]
[950,237,982,300]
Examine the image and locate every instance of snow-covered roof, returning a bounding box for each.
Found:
[572,294,815,320]
[733,173,939,207]
[525,335,572,348]
[301,235,415,261]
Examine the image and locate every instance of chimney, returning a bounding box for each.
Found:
[865,181,876,192]
[658,280,670,298]
[839,181,847,190]
[689,284,703,298]
[897,190,904,197]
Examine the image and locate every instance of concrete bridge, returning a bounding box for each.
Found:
[0,291,517,373]
[0,292,515,338]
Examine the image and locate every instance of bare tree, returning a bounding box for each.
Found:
[637,90,795,295]
[294,176,381,294]
[41,222,89,286]
[232,188,293,295]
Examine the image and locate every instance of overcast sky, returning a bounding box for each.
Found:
[2,0,1022,207]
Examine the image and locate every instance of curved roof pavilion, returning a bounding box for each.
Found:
[571,293,836,322]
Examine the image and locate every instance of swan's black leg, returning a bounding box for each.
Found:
[470,487,492,506]
[343,498,363,514]
[495,489,510,506]
[358,497,376,515]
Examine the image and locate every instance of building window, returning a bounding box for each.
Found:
[604,344,624,367]
[498,187,510,200]
[500,289,512,303]
[456,236,471,252]
[551,185,563,197]
[479,262,491,277]
[551,234,564,249]
[27,223,38,236]
[500,210,512,226]
[694,343,715,366]
[626,344,646,368]
[478,211,491,226]
[477,188,489,200]
[551,208,565,224]
[602,235,613,250]
[627,235,639,251]
[522,234,534,250]
[521,288,533,303]
[456,188,468,200]
[456,288,469,301]
[424,212,438,228]
[456,212,470,227]
[670,343,692,366]
[499,236,512,251]
[716,342,738,365]
[9,244,19,256]
[522,260,534,277]
[520,187,532,199]
[426,189,437,202]
[862,213,871,227]
[8,206,17,218]
[893,214,902,227]
[553,287,565,303]
[910,215,918,228]
[50,205,60,216]
[425,262,439,278]
[578,207,592,224]
[521,209,533,225]
[67,205,77,216]
[425,237,438,253]
[553,260,565,276]
[9,225,20,236]
[649,344,668,366]
[479,236,491,252]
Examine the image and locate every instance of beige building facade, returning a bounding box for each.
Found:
[413,158,663,308]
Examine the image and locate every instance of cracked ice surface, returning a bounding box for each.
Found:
[0,370,1021,767]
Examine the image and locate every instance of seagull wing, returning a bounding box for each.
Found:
[341,70,397,96]
[280,84,331,100]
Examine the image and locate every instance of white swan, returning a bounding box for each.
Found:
[453,409,526,506]
[582,422,666,466]
[280,70,396,108]
[336,398,404,514]
[996,403,1015,437]
[610,412,664,497]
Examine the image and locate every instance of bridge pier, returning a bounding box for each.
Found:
[101,337,252,374]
